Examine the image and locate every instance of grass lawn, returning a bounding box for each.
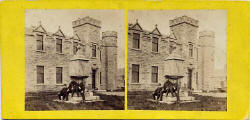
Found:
[128,91,227,111]
[25,92,124,110]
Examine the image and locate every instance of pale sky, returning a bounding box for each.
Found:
[128,10,227,69]
[25,10,125,68]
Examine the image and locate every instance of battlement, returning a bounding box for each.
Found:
[169,15,199,27]
[199,30,215,38]
[72,16,101,28]
[102,31,118,38]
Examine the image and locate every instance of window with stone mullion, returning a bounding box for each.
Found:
[73,42,78,54]
[92,44,96,57]
[36,34,43,50]
[132,33,140,49]
[56,38,62,53]
[56,67,63,84]
[189,44,193,57]
[151,66,158,83]
[152,37,158,52]
[132,64,139,83]
[37,66,44,84]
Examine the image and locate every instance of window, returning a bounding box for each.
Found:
[56,67,63,84]
[37,66,44,84]
[100,50,102,61]
[196,72,198,86]
[36,34,43,50]
[151,66,158,83]
[133,33,140,49]
[169,45,175,54]
[73,42,78,55]
[132,64,139,83]
[56,38,62,53]
[152,37,159,52]
[196,48,198,61]
[189,44,193,57]
[100,72,102,85]
[92,44,96,57]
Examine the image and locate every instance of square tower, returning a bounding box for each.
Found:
[72,16,101,59]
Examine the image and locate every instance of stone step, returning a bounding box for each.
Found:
[85,96,100,101]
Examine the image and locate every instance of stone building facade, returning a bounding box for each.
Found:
[128,15,225,92]
[25,16,119,92]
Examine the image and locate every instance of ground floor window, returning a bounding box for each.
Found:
[196,72,198,86]
[132,64,139,83]
[37,66,44,84]
[151,66,158,83]
[56,67,63,84]
[100,72,102,85]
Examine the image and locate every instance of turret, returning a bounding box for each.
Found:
[102,31,118,91]
[198,30,215,91]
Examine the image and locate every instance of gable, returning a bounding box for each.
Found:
[131,23,143,31]
[169,31,177,39]
[72,34,80,41]
[33,25,46,33]
[54,29,65,37]
[151,27,161,35]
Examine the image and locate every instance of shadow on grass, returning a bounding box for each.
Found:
[25,91,124,111]
[127,91,227,111]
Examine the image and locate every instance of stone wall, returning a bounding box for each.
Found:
[127,26,170,91]
[25,29,72,92]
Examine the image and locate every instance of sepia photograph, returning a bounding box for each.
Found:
[127,10,227,110]
[25,10,125,110]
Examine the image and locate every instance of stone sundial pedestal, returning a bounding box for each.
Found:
[161,50,197,104]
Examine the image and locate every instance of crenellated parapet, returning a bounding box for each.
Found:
[169,15,199,27]
[102,31,117,47]
[102,31,118,38]
[72,16,101,28]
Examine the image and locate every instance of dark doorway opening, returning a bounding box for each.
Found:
[188,69,192,90]
[92,70,96,89]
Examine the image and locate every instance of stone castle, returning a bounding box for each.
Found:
[25,16,123,92]
[127,15,226,92]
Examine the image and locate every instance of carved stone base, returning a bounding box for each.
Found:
[85,91,100,101]
[54,92,102,104]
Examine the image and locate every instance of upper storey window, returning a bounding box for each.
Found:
[169,45,175,54]
[92,44,97,57]
[56,38,62,53]
[189,44,193,57]
[36,34,44,51]
[73,42,78,55]
[133,33,140,49]
[152,37,159,52]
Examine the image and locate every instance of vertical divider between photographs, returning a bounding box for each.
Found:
[124,9,128,110]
